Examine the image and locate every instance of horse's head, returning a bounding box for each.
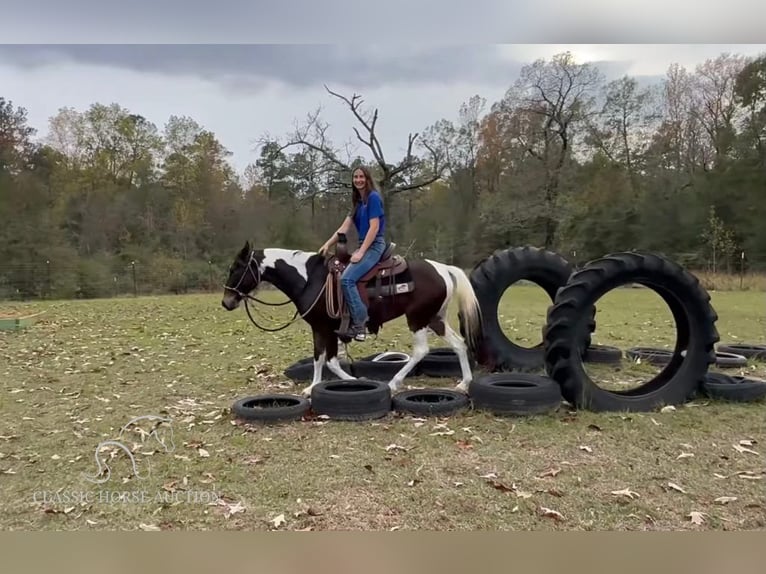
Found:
[221,240,262,310]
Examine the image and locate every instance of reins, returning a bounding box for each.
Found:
[223,250,327,332]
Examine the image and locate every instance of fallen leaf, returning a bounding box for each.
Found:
[198,448,210,458]
[677,452,694,459]
[587,424,601,432]
[688,511,705,525]
[739,439,756,447]
[540,507,564,521]
[385,444,407,452]
[538,468,561,478]
[486,479,514,493]
[139,523,161,531]
[660,405,676,413]
[733,444,759,456]
[714,496,737,505]
[667,482,687,494]
[611,488,640,499]
[579,445,593,453]
[270,514,286,528]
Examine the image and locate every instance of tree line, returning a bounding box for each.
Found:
[1,50,765,300]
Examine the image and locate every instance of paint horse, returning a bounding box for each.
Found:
[221,239,483,397]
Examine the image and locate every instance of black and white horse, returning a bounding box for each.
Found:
[221,241,483,397]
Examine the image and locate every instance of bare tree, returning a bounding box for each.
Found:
[255,85,449,200]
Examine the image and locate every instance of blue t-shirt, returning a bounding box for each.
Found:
[352,190,386,242]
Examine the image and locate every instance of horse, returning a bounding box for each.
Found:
[220,239,484,398]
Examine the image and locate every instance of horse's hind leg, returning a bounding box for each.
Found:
[387,327,430,393]
[429,314,473,394]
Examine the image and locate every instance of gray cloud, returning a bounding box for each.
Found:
[0,44,526,91]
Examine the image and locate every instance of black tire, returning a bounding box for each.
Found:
[715,351,748,369]
[700,372,766,402]
[310,378,392,421]
[392,388,470,416]
[583,344,623,364]
[418,347,469,378]
[284,356,354,382]
[231,394,311,423]
[468,246,595,372]
[352,352,417,380]
[625,346,674,366]
[716,343,766,361]
[544,251,719,412]
[468,373,562,416]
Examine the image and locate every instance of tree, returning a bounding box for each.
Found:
[494,52,604,248]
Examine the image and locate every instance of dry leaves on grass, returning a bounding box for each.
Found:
[714,496,737,505]
[611,488,640,500]
[732,444,759,456]
[688,512,706,525]
[540,507,564,521]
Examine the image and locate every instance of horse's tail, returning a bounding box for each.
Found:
[447,265,483,354]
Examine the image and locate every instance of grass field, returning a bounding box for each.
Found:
[1,285,764,531]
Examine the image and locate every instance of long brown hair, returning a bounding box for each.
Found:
[350,166,379,212]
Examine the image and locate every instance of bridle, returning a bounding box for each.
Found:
[223,249,325,332]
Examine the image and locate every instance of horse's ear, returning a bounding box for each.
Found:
[240,240,250,257]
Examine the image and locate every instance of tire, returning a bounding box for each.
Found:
[716,343,766,361]
[544,251,719,412]
[715,351,748,369]
[417,347,468,378]
[583,344,623,364]
[284,356,354,382]
[700,372,766,402]
[626,347,674,366]
[468,246,595,372]
[468,373,562,416]
[352,352,417,380]
[231,394,311,423]
[392,388,470,416]
[310,378,392,421]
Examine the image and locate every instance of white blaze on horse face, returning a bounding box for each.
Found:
[260,248,312,282]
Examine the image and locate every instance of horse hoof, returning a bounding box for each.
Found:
[455,382,470,394]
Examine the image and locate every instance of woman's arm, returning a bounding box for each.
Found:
[320,215,353,253]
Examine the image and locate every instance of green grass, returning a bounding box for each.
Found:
[0,286,764,531]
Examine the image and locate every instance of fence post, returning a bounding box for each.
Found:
[740,251,745,290]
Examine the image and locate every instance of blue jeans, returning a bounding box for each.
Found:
[340,236,387,325]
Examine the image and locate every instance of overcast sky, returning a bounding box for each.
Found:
[2,0,765,175]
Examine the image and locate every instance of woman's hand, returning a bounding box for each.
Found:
[318,242,331,256]
[350,249,364,263]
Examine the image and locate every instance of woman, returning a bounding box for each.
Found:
[319,166,387,341]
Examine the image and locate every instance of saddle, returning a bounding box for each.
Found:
[325,233,414,335]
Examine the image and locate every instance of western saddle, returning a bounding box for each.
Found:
[325,233,412,336]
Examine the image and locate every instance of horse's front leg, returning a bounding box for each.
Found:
[301,329,327,398]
